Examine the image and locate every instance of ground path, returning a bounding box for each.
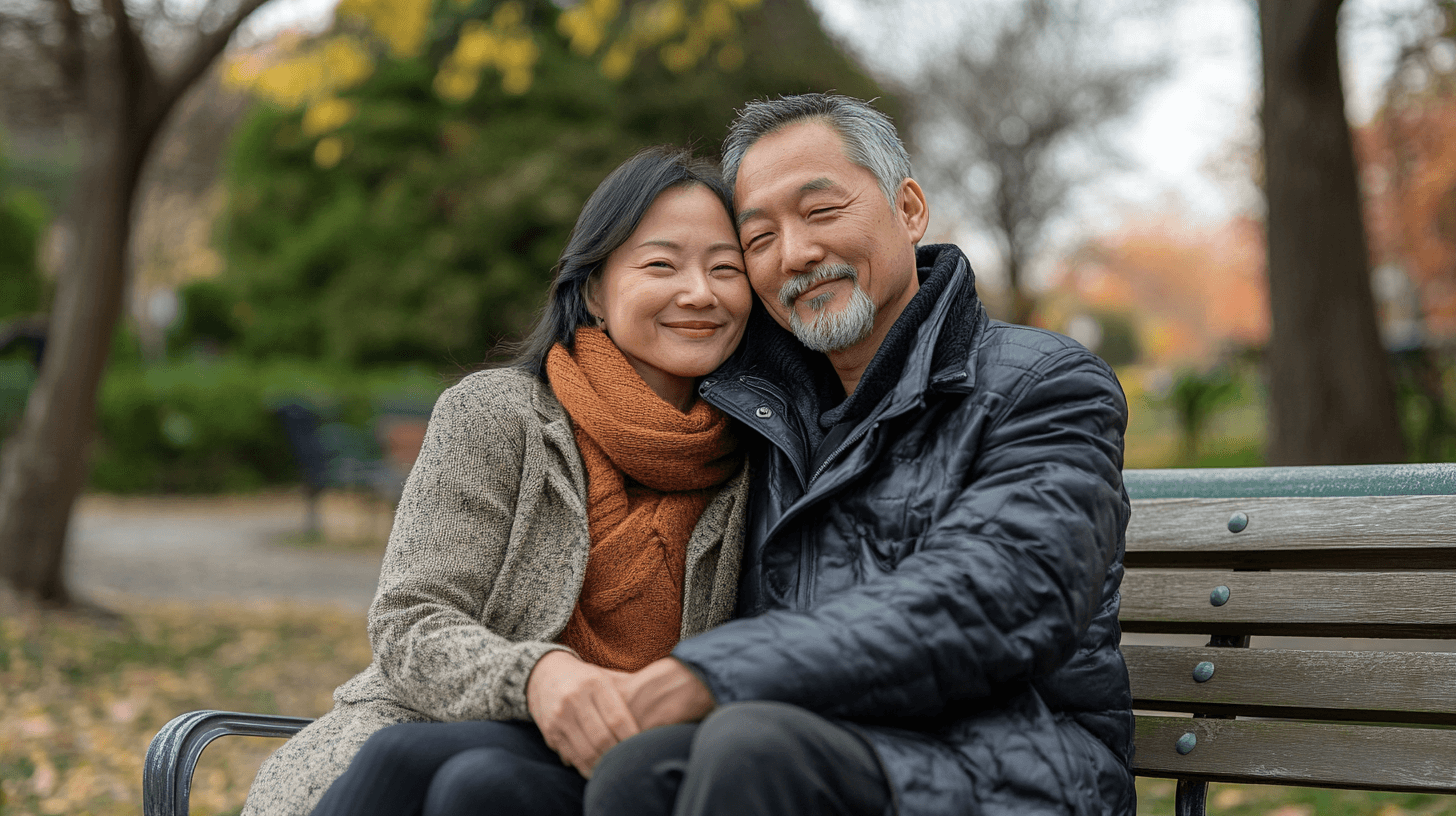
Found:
[68,492,388,612]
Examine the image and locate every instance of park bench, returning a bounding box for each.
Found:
[142,463,1456,816]
[272,401,430,536]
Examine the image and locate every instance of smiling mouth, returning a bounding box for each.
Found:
[663,321,723,337]
[795,279,845,306]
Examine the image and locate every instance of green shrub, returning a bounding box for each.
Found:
[92,357,446,492]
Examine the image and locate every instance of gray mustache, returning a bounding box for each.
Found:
[778,263,859,309]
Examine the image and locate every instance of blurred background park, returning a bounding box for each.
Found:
[2,0,1456,812]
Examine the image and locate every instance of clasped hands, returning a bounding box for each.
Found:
[525,650,715,778]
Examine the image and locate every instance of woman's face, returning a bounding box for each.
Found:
[588,183,750,410]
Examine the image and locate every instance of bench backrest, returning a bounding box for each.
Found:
[1121,464,1456,799]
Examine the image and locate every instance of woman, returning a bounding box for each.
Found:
[240,146,753,816]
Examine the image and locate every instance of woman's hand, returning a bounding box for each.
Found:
[525,650,641,777]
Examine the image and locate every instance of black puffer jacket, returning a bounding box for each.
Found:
[673,245,1135,815]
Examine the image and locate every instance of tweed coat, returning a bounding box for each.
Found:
[241,366,750,816]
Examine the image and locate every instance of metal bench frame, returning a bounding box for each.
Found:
[142,463,1456,816]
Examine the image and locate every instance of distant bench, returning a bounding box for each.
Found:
[272,402,429,535]
[142,463,1456,816]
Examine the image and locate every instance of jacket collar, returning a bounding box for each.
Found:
[709,244,984,421]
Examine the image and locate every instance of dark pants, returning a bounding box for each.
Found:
[586,701,891,816]
[310,720,584,816]
[312,702,890,816]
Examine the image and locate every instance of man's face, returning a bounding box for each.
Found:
[734,120,928,354]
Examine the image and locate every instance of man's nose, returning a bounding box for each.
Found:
[779,222,825,275]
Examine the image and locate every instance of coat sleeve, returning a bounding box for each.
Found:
[671,347,1129,721]
[367,376,575,723]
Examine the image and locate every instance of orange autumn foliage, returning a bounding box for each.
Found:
[1057,214,1270,365]
[1357,90,1456,339]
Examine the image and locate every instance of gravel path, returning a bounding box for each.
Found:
[67,493,387,612]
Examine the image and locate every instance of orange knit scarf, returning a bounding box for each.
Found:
[546,328,741,672]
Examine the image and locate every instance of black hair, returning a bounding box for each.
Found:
[503,146,735,375]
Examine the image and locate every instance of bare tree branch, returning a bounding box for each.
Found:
[99,0,157,98]
[151,0,271,128]
[49,0,86,96]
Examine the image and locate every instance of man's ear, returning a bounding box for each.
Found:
[896,178,930,244]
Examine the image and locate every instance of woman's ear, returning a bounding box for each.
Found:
[583,274,605,327]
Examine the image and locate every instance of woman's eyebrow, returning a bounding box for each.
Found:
[638,239,740,253]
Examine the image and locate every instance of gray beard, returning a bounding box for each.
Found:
[780,264,877,353]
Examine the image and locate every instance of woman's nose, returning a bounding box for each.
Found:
[677,269,717,308]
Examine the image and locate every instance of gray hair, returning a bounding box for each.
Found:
[721,93,913,207]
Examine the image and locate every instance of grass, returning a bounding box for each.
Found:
[1136,777,1456,815]
[4,591,1453,815]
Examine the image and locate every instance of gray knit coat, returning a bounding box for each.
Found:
[241,367,750,816]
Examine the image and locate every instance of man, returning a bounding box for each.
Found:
[581,93,1135,815]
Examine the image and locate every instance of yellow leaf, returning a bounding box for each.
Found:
[314,136,347,169]
[501,67,533,95]
[302,98,358,137]
[601,40,635,81]
[453,22,500,69]
[492,0,525,30]
[434,68,481,103]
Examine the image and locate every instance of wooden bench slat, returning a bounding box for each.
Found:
[1125,495,1456,569]
[1124,645,1456,725]
[1119,570,1456,637]
[1133,715,1456,793]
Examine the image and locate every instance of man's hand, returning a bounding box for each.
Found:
[614,657,717,731]
[525,650,640,778]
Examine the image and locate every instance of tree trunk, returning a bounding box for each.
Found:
[1259,0,1406,465]
[0,128,145,603]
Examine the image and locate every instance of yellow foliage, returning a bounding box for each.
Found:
[453,21,500,69]
[600,39,636,81]
[491,0,524,29]
[698,0,735,40]
[660,42,693,73]
[434,68,481,102]
[302,97,359,137]
[336,0,434,58]
[633,0,687,44]
[588,0,620,17]
[314,136,347,168]
[723,0,760,8]
[497,35,540,70]
[558,5,606,57]
[501,67,533,95]
[233,36,374,109]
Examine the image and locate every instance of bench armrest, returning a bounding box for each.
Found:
[143,710,314,816]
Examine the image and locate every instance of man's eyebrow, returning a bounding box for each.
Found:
[735,208,762,228]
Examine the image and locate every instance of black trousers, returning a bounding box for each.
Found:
[311,701,890,816]
[310,720,585,816]
[587,701,891,816]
